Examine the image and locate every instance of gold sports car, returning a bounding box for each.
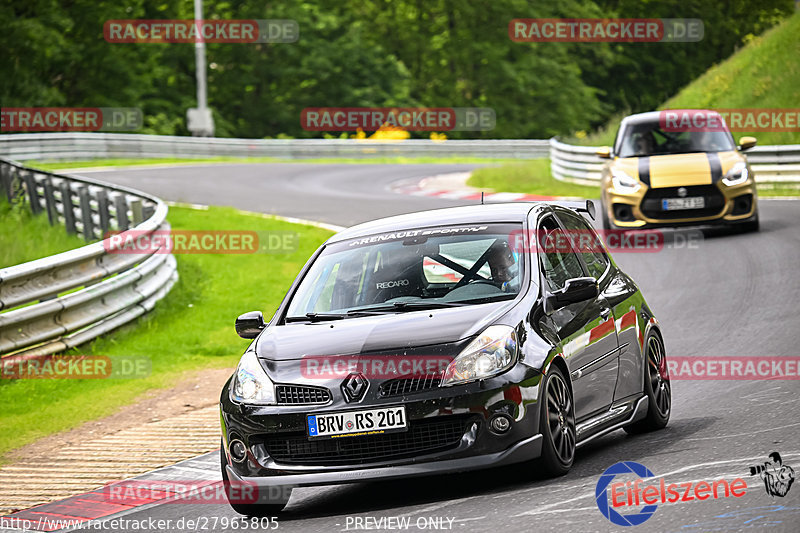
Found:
[597,110,759,232]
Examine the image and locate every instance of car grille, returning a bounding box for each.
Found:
[640,185,725,219]
[263,416,471,465]
[378,375,441,397]
[275,384,331,405]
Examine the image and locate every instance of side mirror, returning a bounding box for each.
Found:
[235,311,266,339]
[545,277,599,314]
[738,136,757,151]
[596,146,612,159]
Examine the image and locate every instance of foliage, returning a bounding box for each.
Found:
[1,0,794,139]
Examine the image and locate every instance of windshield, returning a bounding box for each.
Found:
[615,119,735,157]
[285,224,524,319]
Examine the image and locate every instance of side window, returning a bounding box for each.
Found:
[556,210,609,280]
[539,215,585,291]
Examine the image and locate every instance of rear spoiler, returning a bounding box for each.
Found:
[551,200,596,221]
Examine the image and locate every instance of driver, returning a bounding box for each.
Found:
[632,131,655,156]
[486,240,519,290]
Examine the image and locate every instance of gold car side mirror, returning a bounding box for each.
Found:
[738,136,757,151]
[596,146,612,159]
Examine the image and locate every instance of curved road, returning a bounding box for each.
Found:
[72,163,800,532]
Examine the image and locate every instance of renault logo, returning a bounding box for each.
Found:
[341,373,368,402]
[677,187,688,197]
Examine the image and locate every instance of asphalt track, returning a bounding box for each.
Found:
[35,164,800,532]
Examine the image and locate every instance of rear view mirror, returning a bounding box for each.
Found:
[596,146,612,159]
[235,311,266,339]
[545,277,599,314]
[738,136,757,151]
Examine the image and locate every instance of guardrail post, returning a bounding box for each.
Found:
[59,181,77,235]
[78,186,94,241]
[0,164,11,202]
[96,189,111,236]
[43,178,59,225]
[23,171,42,214]
[131,199,144,225]
[114,194,130,231]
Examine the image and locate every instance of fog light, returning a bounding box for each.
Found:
[229,439,247,463]
[490,415,512,434]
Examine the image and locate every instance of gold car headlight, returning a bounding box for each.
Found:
[722,162,749,186]
[611,169,641,193]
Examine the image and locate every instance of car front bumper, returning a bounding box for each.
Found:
[225,433,542,488]
[219,364,544,486]
[604,180,758,228]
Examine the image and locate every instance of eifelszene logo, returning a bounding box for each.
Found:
[595,461,748,526]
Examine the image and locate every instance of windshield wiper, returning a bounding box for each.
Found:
[285,312,348,323]
[449,294,517,305]
[347,301,469,314]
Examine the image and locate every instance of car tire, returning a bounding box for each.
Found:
[624,332,671,434]
[600,198,615,230]
[737,213,760,233]
[220,443,288,516]
[536,365,575,477]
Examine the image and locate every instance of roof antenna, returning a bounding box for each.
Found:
[481,192,484,205]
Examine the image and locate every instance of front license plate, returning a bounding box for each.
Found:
[662,197,705,210]
[307,406,407,439]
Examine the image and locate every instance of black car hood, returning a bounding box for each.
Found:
[255,302,514,360]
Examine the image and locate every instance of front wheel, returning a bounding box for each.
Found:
[737,213,760,233]
[536,365,575,476]
[600,197,615,230]
[220,444,289,516]
[624,332,671,434]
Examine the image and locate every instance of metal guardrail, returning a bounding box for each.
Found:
[550,137,800,184]
[0,158,177,358]
[0,133,551,161]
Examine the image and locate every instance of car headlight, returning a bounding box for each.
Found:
[442,325,518,386]
[611,169,641,193]
[722,162,749,186]
[231,351,276,404]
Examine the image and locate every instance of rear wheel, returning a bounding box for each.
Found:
[220,443,288,516]
[537,365,575,476]
[624,332,671,434]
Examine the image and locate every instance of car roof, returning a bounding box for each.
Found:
[621,109,721,126]
[327,203,542,243]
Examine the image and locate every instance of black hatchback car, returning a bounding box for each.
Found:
[219,202,671,515]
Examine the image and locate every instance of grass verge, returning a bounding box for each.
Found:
[571,12,800,147]
[467,159,599,198]
[0,204,333,461]
[0,198,87,268]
